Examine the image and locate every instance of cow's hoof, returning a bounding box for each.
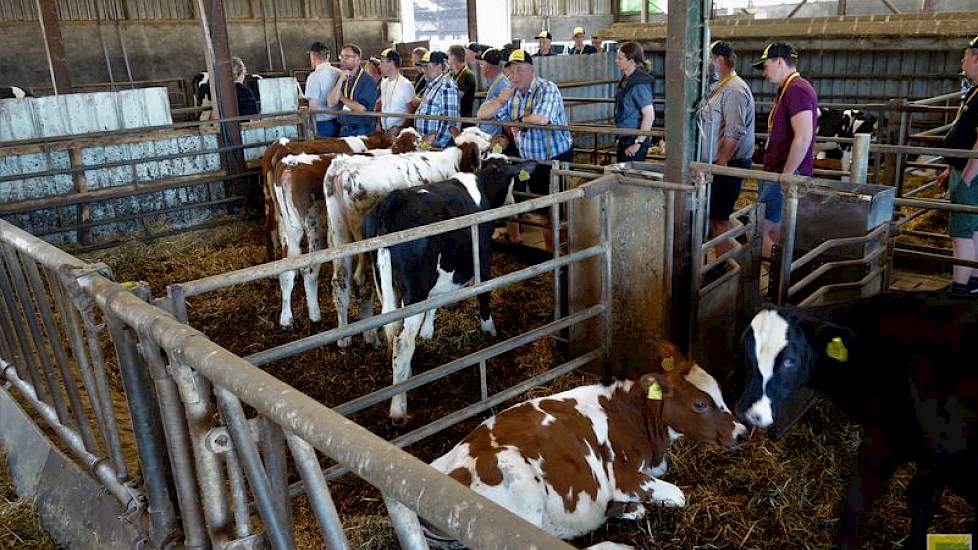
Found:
[390,414,410,427]
[365,331,381,348]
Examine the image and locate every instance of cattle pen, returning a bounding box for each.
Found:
[4,2,978,549]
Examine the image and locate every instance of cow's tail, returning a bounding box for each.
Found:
[362,212,400,347]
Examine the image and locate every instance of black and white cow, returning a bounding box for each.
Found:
[1,86,31,99]
[737,292,978,549]
[815,108,879,166]
[362,156,536,422]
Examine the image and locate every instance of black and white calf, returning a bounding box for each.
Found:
[815,108,879,167]
[362,156,536,422]
[737,292,978,549]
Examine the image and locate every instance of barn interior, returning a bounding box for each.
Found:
[0,0,976,549]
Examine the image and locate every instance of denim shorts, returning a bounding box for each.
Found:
[757,180,783,223]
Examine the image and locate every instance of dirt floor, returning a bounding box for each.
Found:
[84,218,974,549]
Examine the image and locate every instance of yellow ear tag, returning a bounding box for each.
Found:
[121,281,139,290]
[647,381,663,401]
[518,170,530,182]
[661,357,674,372]
[492,144,503,155]
[826,337,848,362]
[420,142,432,151]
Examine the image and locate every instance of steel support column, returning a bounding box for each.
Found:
[466,0,478,42]
[330,0,345,55]
[196,0,244,175]
[664,0,707,352]
[35,0,72,94]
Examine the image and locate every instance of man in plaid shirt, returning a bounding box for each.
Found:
[477,48,573,247]
[410,50,460,148]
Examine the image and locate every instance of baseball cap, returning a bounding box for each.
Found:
[711,40,733,58]
[466,42,487,54]
[308,41,330,55]
[420,50,449,65]
[481,48,503,66]
[969,35,978,49]
[573,26,585,37]
[536,30,552,40]
[378,48,401,64]
[505,49,533,67]
[753,42,797,69]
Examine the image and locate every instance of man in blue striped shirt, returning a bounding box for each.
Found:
[477,48,511,137]
[412,51,460,148]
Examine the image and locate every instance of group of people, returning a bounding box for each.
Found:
[297,33,978,295]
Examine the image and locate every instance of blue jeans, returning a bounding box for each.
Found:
[315,120,339,138]
[757,181,783,223]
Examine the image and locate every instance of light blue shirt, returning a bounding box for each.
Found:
[479,72,511,137]
[305,63,340,122]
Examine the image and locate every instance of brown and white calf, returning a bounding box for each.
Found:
[261,130,421,260]
[323,127,494,347]
[428,344,747,549]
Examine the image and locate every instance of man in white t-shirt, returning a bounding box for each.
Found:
[304,41,341,137]
[377,48,415,133]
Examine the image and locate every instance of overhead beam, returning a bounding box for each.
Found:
[330,0,344,53]
[664,0,706,351]
[196,0,244,175]
[466,0,478,42]
[35,0,72,94]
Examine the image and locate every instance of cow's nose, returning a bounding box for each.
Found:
[747,412,763,426]
[736,430,748,444]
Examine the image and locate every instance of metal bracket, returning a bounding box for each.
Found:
[205,418,261,455]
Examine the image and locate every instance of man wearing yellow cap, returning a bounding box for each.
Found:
[937,35,978,295]
[534,31,555,57]
[569,27,597,55]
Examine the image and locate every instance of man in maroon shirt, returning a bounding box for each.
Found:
[754,42,818,257]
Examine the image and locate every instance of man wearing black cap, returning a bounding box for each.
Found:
[411,51,461,148]
[465,42,487,65]
[754,41,818,257]
[534,31,555,57]
[702,40,756,255]
[937,35,978,295]
[378,48,415,134]
[304,41,340,137]
[477,48,511,138]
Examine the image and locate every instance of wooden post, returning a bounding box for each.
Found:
[466,0,478,42]
[69,148,92,245]
[197,0,244,176]
[664,0,706,352]
[640,0,649,23]
[330,0,344,54]
[35,0,72,94]
[837,0,846,15]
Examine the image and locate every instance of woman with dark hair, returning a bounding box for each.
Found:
[614,42,656,162]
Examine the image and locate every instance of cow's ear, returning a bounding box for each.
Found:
[808,321,856,364]
[449,126,461,138]
[640,372,674,400]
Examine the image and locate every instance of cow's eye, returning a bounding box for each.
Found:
[781,358,796,370]
[693,400,709,413]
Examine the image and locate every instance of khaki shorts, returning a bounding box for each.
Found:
[949,170,978,238]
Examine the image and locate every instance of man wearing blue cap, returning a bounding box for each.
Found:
[938,35,978,295]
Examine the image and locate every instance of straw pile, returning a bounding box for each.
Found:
[0,453,58,549]
[90,220,973,549]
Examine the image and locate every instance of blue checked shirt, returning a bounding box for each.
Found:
[415,74,460,149]
[478,72,512,137]
[495,77,573,161]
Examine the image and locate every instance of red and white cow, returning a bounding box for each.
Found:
[427,343,747,549]
[323,127,495,347]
